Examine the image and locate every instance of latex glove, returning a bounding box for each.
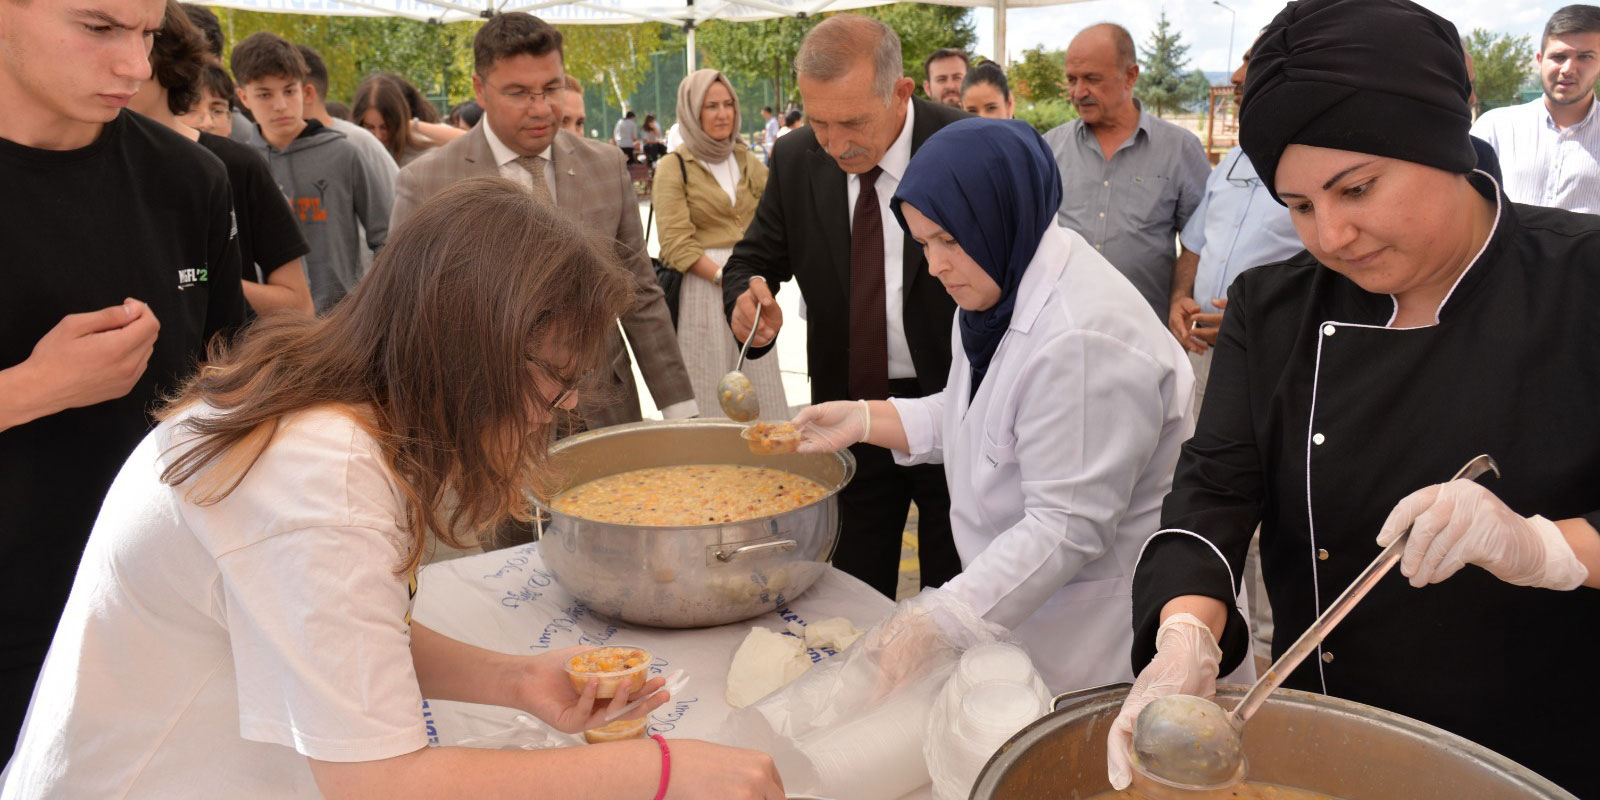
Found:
[792,400,870,454]
[1105,613,1223,791]
[1377,479,1589,590]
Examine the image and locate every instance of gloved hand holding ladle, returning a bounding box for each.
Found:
[1129,454,1501,793]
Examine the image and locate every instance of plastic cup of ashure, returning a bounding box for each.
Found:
[564,646,651,699]
[582,715,649,744]
[742,421,802,455]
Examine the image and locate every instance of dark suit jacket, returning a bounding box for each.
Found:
[721,97,966,403]
[392,124,694,428]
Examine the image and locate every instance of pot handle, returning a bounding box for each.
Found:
[1050,681,1132,712]
[712,539,799,562]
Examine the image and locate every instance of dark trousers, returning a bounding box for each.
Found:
[831,379,962,598]
[619,146,635,162]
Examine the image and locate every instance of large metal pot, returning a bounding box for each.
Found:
[970,683,1575,800]
[533,420,855,628]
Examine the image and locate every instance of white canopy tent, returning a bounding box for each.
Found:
[199,0,1085,66]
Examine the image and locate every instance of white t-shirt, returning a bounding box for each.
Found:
[3,404,428,798]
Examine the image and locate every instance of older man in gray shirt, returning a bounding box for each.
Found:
[1042,23,1210,320]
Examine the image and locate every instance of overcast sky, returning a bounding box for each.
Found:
[968,0,1566,73]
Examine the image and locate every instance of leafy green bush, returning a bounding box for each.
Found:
[1015,99,1078,134]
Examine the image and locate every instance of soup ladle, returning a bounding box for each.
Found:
[1131,453,1501,792]
[717,303,763,422]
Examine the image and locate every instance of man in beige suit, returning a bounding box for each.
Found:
[392,12,695,430]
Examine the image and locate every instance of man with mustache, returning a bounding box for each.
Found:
[721,14,968,599]
[1042,23,1210,322]
[1471,4,1600,213]
[391,13,694,441]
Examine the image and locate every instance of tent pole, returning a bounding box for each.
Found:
[685,0,697,73]
[994,0,1007,66]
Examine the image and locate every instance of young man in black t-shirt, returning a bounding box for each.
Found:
[0,0,245,754]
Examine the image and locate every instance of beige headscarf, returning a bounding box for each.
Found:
[675,68,743,164]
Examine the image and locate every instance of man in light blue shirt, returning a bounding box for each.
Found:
[1167,48,1301,400]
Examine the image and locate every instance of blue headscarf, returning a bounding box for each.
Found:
[890,118,1063,398]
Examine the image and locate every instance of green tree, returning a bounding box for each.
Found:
[563,24,682,112]
[1011,45,1065,102]
[1464,28,1535,112]
[1014,97,1077,133]
[698,4,975,109]
[1180,68,1214,113]
[696,16,816,108]
[1133,11,1190,117]
[216,11,482,107]
[854,3,978,84]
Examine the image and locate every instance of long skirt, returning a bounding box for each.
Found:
[676,246,788,419]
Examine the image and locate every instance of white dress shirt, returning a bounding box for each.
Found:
[1472,95,1600,213]
[886,226,1257,692]
[483,120,558,202]
[484,122,698,420]
[846,99,917,381]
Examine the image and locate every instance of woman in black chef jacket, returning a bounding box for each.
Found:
[1106,0,1600,796]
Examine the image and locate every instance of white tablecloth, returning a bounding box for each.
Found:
[412,542,896,749]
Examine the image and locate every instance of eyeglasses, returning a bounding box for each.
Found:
[485,79,566,110]
[532,363,590,414]
[1225,153,1262,188]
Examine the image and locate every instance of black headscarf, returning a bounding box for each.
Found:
[1239,0,1476,203]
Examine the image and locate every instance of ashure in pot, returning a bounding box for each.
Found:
[534,420,856,628]
[970,683,1576,800]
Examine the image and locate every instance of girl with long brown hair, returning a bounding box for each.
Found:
[354,72,466,166]
[4,178,785,799]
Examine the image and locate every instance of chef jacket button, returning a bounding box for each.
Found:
[1321,651,1335,664]
[1312,433,1325,445]
[1103,180,1110,186]
[1098,212,1105,218]
[1322,324,1336,336]
[1318,548,1330,561]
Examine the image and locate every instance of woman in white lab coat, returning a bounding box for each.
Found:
[793,118,1208,692]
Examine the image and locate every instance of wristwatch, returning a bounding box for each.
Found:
[713,266,724,286]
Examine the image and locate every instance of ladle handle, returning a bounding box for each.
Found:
[735,303,762,372]
[1228,454,1500,727]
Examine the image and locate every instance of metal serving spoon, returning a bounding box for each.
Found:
[1131,453,1501,792]
[717,303,762,422]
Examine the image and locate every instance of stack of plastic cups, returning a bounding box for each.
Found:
[796,681,937,800]
[926,644,1049,800]
[940,643,1050,713]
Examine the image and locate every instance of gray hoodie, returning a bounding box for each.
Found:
[255,121,392,314]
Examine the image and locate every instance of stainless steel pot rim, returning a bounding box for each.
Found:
[533,501,837,532]
[533,420,857,532]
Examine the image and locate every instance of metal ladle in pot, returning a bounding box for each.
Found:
[1132,453,1502,792]
[717,303,762,422]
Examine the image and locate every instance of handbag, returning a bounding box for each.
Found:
[648,153,691,330]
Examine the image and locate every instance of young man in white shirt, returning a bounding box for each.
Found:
[1471,4,1600,212]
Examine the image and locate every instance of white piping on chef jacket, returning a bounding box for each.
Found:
[1133,527,1244,607]
[1304,172,1505,693]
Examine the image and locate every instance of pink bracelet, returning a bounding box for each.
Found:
[650,734,671,800]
